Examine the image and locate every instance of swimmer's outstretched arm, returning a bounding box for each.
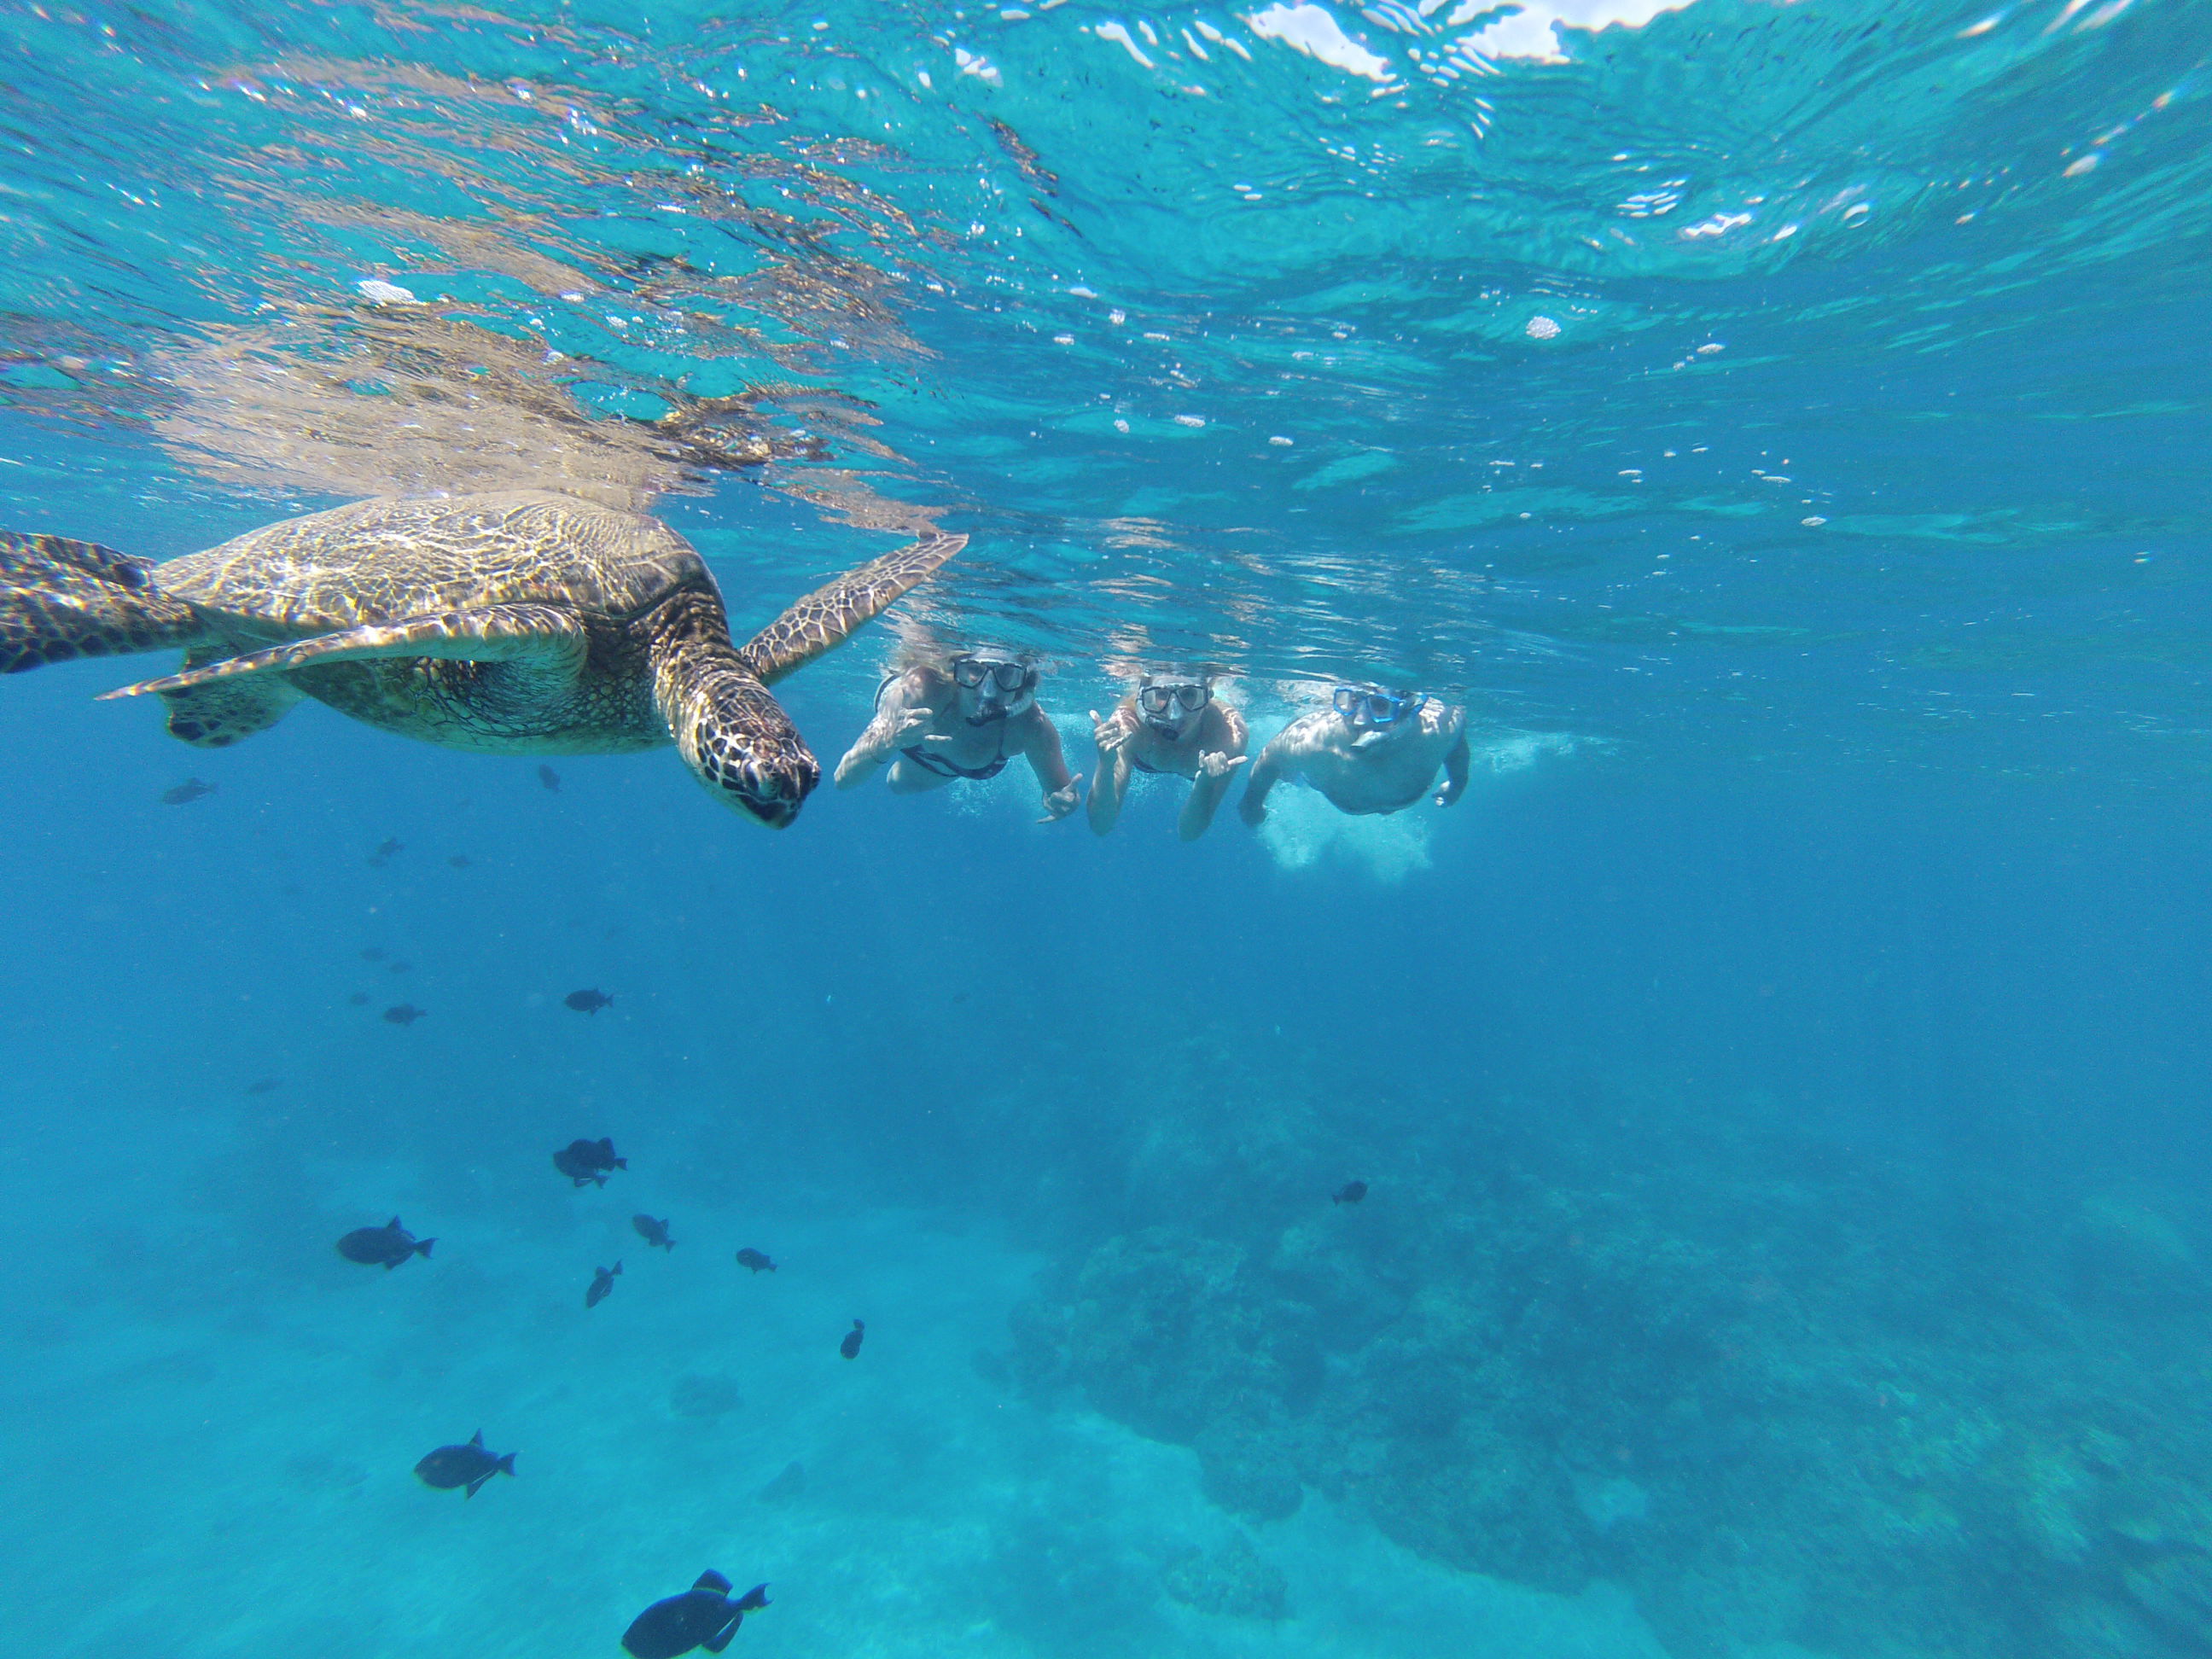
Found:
[1086,703,1139,835]
[1021,706,1081,823]
[1241,711,1335,825]
[834,671,934,788]
[1435,729,1470,807]
[1179,704,1249,841]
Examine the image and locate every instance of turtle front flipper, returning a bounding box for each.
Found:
[97,602,588,701]
[162,646,304,747]
[0,530,200,672]
[737,533,966,686]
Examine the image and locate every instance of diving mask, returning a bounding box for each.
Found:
[1334,686,1426,726]
[952,653,1037,695]
[1138,679,1210,718]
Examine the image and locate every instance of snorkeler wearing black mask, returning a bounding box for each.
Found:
[834,645,1081,822]
[1238,681,1470,826]
[1086,668,1249,841]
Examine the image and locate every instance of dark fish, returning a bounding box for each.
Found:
[840,1318,864,1360]
[447,854,470,868]
[160,777,215,805]
[537,764,561,792]
[565,988,614,1015]
[368,836,404,865]
[336,1215,434,1269]
[633,1214,674,1251]
[553,1137,626,1188]
[245,1077,281,1095]
[586,1261,622,1308]
[622,1571,770,1659]
[734,1249,776,1275]
[347,992,370,1006]
[383,1004,427,1026]
[414,1429,515,1499]
[1332,1181,1368,1206]
[360,946,386,961]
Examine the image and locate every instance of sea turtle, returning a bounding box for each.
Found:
[0,491,961,826]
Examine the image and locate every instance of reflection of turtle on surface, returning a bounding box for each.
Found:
[0,492,961,827]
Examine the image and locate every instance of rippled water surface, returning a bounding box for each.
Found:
[3,2,2212,1657]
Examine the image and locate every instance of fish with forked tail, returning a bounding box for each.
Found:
[622,1571,769,1658]
[336,1216,434,1269]
[735,1249,776,1274]
[634,1214,674,1251]
[414,1430,515,1499]
[587,1261,622,1307]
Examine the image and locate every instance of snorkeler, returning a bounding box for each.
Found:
[1238,684,1470,824]
[834,645,1082,822]
[1086,669,1249,841]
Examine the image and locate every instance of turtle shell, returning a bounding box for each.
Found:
[152,492,710,635]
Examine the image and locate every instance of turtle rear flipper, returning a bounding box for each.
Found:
[98,602,589,701]
[0,531,199,673]
[738,533,965,686]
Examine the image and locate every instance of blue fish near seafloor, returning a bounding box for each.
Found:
[335,1216,434,1269]
[622,1571,769,1658]
[414,1429,515,1499]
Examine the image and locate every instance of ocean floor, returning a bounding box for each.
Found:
[1,1112,1675,1659]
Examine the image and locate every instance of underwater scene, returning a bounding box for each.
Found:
[3,0,2211,1656]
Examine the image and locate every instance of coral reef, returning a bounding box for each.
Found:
[1161,1531,1290,1621]
[1004,1072,2212,1659]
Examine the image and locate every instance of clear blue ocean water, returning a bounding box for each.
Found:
[3,1,2210,1655]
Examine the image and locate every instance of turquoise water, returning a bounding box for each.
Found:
[4,0,2212,1655]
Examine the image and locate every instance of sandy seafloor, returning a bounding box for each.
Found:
[5,1132,1676,1659]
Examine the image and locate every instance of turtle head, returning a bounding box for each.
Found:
[654,641,819,828]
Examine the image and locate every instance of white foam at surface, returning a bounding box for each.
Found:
[1244,3,1395,80]
[1441,0,1697,63]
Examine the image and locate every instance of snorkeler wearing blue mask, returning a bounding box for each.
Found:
[1086,668,1249,841]
[834,645,1081,822]
[1237,682,1469,826]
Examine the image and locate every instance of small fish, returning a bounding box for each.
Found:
[360,946,386,962]
[565,988,614,1015]
[633,1214,675,1251]
[160,777,215,806]
[336,1215,434,1269]
[840,1318,864,1360]
[367,836,404,865]
[537,764,561,792]
[347,992,370,1006]
[383,1004,427,1026]
[622,1571,770,1659]
[586,1261,622,1308]
[553,1138,625,1188]
[447,854,470,868]
[734,1249,776,1275]
[414,1429,515,1499]
[1332,1180,1368,1206]
[245,1077,281,1095]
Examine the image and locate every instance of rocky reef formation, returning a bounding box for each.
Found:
[997,1060,2212,1659]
